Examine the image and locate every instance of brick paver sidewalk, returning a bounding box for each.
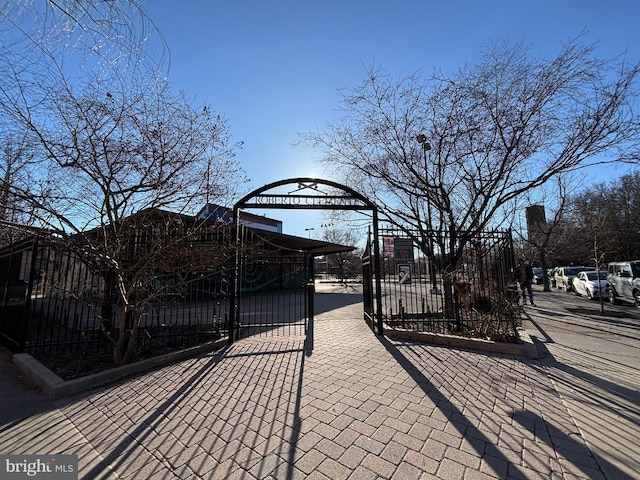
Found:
[1,296,605,479]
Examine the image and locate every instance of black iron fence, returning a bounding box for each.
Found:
[0,237,36,351]
[0,236,230,379]
[1,222,521,379]
[362,233,376,332]
[378,227,520,341]
[231,226,310,341]
[0,226,315,379]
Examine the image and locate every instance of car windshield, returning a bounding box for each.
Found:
[632,263,640,277]
[586,271,607,281]
[565,267,588,276]
[533,268,542,275]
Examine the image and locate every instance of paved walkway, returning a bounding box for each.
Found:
[0,284,632,479]
[524,287,640,480]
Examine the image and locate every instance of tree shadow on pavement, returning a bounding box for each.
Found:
[375,333,635,479]
[510,409,635,480]
[527,330,640,480]
[527,317,640,418]
[377,336,535,478]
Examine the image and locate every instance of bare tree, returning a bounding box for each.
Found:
[302,39,640,319]
[1,0,170,234]
[565,170,640,262]
[0,1,165,78]
[303,39,640,253]
[320,226,362,281]
[514,174,583,291]
[0,2,247,365]
[0,132,40,243]
[5,77,245,365]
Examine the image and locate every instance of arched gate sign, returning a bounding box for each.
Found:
[228,178,383,344]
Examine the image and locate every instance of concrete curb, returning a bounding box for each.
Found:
[383,326,539,358]
[12,338,228,400]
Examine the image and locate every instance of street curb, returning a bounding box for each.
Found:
[12,338,228,400]
[383,326,539,358]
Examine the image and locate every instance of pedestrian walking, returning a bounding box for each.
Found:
[516,261,536,306]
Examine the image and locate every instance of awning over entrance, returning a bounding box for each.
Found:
[246,227,355,256]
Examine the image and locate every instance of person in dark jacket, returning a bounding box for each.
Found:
[515,261,535,306]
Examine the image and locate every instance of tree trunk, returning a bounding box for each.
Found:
[113,305,140,366]
[100,270,116,330]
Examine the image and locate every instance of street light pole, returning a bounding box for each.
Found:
[305,227,315,238]
[594,231,605,314]
[417,134,439,294]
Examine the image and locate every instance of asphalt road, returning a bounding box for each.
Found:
[524,284,640,480]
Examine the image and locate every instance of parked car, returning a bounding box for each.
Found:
[555,266,594,292]
[606,260,640,306]
[531,267,543,285]
[548,268,557,288]
[573,270,607,299]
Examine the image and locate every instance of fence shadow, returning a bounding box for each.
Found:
[73,339,308,479]
[374,332,636,479]
[376,335,532,478]
[528,329,640,480]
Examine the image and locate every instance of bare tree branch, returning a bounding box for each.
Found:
[302,39,640,246]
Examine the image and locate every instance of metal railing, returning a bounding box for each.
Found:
[1,237,230,379]
[378,227,521,342]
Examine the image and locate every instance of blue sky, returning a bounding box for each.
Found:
[146,0,640,239]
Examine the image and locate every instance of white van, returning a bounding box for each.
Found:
[554,266,593,292]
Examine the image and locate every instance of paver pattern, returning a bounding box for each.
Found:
[0,285,625,479]
[524,290,640,480]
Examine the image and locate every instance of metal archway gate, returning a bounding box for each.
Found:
[228,178,383,344]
